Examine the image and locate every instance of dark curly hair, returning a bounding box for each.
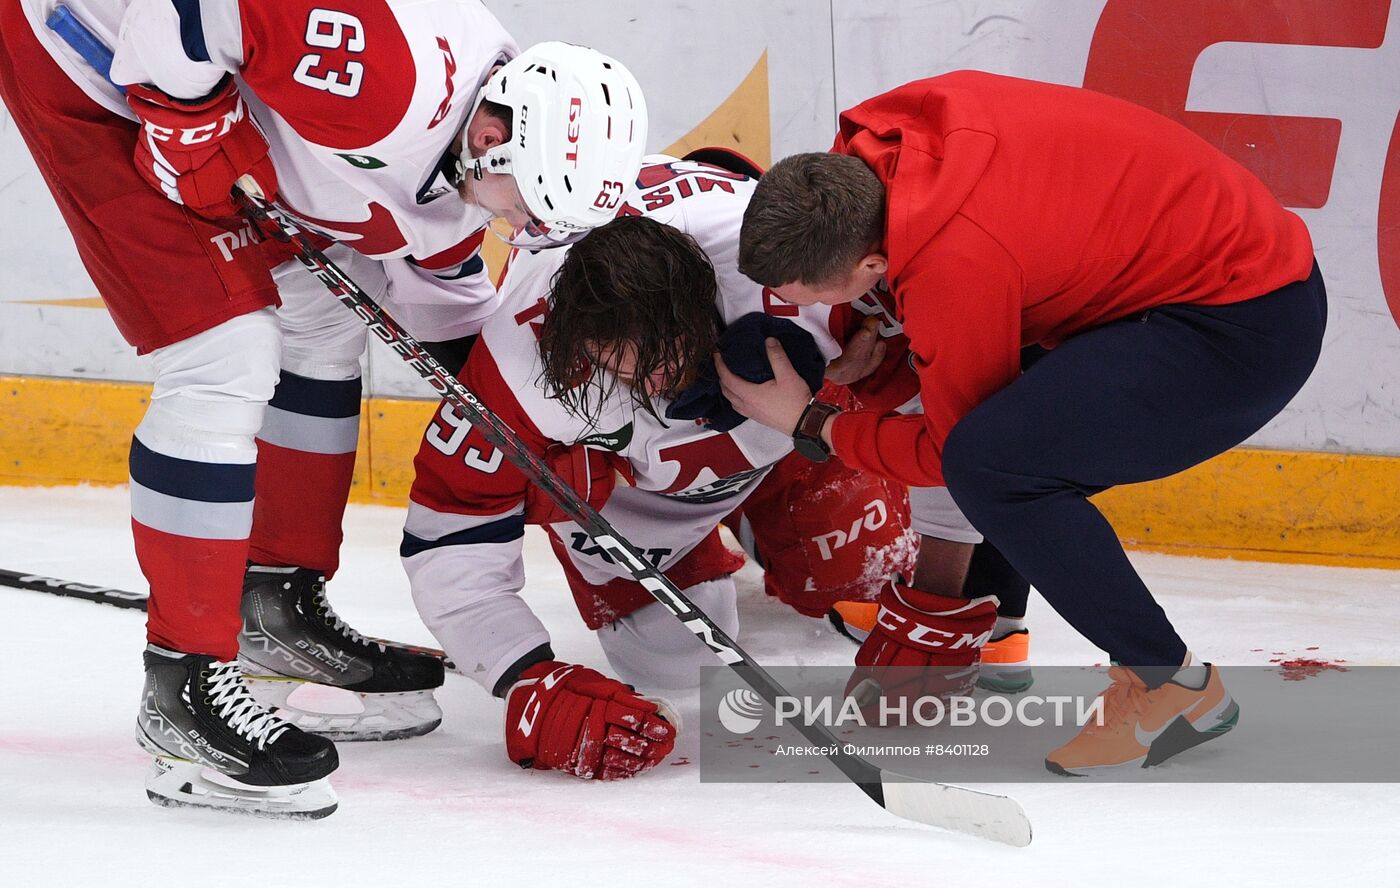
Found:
[539,215,721,420]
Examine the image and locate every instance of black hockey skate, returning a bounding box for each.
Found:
[137,644,338,819]
[238,565,444,741]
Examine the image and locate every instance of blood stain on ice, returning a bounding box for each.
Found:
[1269,657,1349,681]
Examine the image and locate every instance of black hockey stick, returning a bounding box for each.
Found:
[38,9,1026,840]
[0,568,147,610]
[0,567,454,666]
[236,193,1032,846]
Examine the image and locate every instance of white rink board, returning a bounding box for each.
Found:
[2,1,1399,454]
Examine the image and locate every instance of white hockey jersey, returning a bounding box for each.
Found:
[21,0,514,337]
[402,156,854,692]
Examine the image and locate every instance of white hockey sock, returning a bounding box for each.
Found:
[993,615,1026,638]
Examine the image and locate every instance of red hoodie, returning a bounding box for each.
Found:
[827,71,1315,487]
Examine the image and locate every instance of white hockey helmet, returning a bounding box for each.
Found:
[458,41,648,246]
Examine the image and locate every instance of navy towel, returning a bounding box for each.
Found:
[666,312,826,432]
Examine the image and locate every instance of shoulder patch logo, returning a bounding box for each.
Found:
[337,153,386,169]
[577,423,633,452]
[416,186,453,204]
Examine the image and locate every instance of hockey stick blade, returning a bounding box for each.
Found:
[877,771,1032,846]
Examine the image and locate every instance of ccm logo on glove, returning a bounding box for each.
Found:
[514,663,578,737]
[138,101,244,144]
[877,609,992,651]
[846,583,1000,713]
[125,76,279,221]
[505,660,676,780]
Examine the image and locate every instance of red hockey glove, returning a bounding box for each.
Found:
[846,582,998,714]
[126,76,278,222]
[505,661,677,780]
[523,444,633,525]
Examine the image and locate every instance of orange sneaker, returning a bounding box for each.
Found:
[1045,664,1239,776]
[976,629,1033,693]
[827,600,878,642]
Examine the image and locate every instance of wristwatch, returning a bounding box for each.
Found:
[792,398,841,462]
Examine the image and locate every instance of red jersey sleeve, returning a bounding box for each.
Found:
[830,216,1024,487]
[402,341,559,696]
[409,343,551,518]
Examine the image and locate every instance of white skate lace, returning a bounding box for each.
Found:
[311,583,387,653]
[204,660,292,748]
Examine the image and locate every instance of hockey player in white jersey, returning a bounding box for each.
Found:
[403,155,916,780]
[0,0,645,815]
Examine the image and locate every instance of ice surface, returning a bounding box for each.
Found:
[2,485,1397,887]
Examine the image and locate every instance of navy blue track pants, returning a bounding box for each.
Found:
[941,263,1327,685]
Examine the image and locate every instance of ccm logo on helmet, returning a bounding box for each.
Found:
[565,97,582,167]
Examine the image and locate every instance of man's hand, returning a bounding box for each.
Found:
[505,661,677,780]
[716,337,815,435]
[825,315,887,386]
[126,76,278,222]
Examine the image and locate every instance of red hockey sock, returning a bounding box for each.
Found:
[129,436,257,661]
[247,372,361,575]
[136,521,249,660]
[248,440,357,574]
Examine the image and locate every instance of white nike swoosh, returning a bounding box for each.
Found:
[1134,696,1209,747]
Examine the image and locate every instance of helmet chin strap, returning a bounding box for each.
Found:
[454,87,515,186]
[454,82,498,187]
[449,144,514,189]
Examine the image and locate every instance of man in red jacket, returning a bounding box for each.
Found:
[718,71,1326,775]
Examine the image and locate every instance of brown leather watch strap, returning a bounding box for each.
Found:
[793,398,841,462]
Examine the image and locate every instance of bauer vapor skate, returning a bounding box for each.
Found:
[137,644,338,819]
[238,565,444,741]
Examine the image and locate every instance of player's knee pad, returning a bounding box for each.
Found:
[137,308,281,461]
[597,578,739,690]
[272,246,378,380]
[729,453,918,617]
